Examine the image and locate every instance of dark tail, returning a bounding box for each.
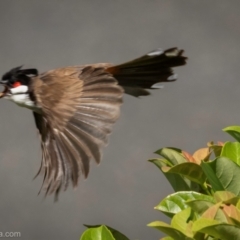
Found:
[106,48,187,97]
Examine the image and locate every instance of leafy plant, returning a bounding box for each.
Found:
[80,225,129,240]
[78,126,240,240]
[148,126,240,240]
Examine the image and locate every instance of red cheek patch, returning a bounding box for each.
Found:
[12,82,21,88]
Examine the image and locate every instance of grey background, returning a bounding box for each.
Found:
[0,1,239,239]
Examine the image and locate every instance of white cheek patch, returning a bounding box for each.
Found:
[10,93,36,109]
[6,89,41,113]
[10,85,28,94]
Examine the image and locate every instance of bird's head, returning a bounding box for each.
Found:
[0,66,38,98]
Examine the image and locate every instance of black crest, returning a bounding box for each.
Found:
[1,66,38,86]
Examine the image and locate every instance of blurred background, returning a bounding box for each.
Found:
[0,1,240,239]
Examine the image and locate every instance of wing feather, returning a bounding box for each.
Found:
[32,66,123,199]
[64,123,102,164]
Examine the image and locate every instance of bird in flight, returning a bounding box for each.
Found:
[0,48,187,199]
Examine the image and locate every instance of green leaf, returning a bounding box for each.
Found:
[155,191,214,217]
[84,225,129,240]
[201,157,240,196]
[148,221,192,240]
[160,237,174,240]
[213,191,237,203]
[221,142,240,165]
[162,162,206,185]
[236,199,240,208]
[229,217,240,227]
[192,218,240,240]
[80,225,115,240]
[149,159,199,192]
[155,148,187,165]
[148,158,173,168]
[200,160,224,192]
[223,126,240,142]
[186,200,215,216]
[171,208,193,237]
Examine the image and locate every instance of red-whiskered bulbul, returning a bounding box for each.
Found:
[0,48,187,199]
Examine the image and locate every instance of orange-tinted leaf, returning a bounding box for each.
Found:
[218,141,224,146]
[182,151,197,163]
[222,204,240,222]
[193,148,211,164]
[202,203,222,219]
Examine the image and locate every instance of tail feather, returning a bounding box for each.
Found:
[106,48,187,97]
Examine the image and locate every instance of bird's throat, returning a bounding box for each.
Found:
[5,92,41,113]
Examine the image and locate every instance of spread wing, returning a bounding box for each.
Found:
[32,66,123,199]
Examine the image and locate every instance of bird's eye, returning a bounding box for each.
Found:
[12,81,21,88]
